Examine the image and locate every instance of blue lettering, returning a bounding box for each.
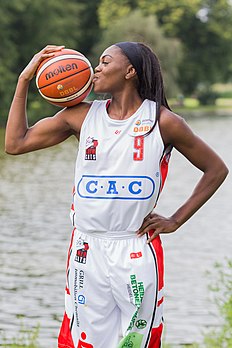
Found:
[106,181,119,194]
[129,181,142,194]
[86,180,98,193]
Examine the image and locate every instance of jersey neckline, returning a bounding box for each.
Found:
[103,99,149,125]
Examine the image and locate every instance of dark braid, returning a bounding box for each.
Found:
[137,43,172,115]
[114,42,171,135]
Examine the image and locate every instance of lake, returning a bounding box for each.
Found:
[0,114,231,347]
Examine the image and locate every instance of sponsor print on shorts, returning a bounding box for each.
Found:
[77,331,94,347]
[117,332,143,348]
[135,319,147,329]
[73,269,86,328]
[126,275,145,331]
[74,238,89,264]
[130,251,142,259]
[77,175,155,200]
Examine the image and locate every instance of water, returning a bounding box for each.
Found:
[0,115,231,347]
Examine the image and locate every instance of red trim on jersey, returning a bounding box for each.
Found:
[159,150,171,192]
[106,99,111,110]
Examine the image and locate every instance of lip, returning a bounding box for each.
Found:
[92,74,99,83]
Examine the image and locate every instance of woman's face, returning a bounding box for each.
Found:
[93,45,131,94]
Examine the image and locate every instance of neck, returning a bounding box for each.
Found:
[107,92,143,120]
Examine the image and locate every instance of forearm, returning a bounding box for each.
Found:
[5,77,30,154]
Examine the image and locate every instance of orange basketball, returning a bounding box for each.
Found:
[36,49,93,107]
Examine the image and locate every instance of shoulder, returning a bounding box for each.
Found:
[159,106,195,147]
[56,101,92,138]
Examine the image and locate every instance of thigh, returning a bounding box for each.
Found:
[58,229,121,348]
[109,234,164,348]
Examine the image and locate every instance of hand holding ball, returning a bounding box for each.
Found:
[36,49,93,107]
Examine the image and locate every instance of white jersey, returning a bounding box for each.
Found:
[71,99,171,234]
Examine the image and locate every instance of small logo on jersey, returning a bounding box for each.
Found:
[85,136,98,160]
[133,118,153,134]
[130,251,142,259]
[135,319,147,329]
[133,125,151,134]
[75,238,89,264]
[115,130,121,135]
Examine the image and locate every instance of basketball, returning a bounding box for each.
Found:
[36,48,93,107]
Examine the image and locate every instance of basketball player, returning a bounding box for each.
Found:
[5,43,228,348]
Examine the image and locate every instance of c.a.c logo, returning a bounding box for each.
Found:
[77,175,155,200]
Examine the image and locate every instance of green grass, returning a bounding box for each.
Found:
[0,321,40,348]
[163,259,232,348]
[170,97,232,110]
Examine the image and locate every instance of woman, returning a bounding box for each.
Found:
[5,43,228,348]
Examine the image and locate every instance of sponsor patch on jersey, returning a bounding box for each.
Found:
[85,136,98,160]
[77,175,155,200]
[128,105,156,137]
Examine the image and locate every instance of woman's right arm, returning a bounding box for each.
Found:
[5,45,89,155]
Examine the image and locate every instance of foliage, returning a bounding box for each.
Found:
[1,0,232,125]
[196,84,219,105]
[0,319,40,348]
[98,0,232,96]
[0,0,101,126]
[201,259,232,347]
[162,259,232,348]
[91,10,182,98]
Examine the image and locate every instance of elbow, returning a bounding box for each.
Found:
[5,142,22,155]
[222,164,229,180]
[5,147,20,155]
[217,162,229,185]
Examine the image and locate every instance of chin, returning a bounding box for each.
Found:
[93,86,107,94]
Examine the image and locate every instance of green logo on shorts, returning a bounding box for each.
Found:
[135,319,147,329]
[117,332,143,348]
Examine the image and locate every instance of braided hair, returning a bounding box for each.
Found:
[115,42,172,126]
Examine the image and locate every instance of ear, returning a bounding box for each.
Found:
[125,65,137,80]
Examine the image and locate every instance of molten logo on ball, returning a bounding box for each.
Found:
[45,63,78,80]
[36,49,93,107]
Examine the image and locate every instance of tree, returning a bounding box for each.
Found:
[0,0,102,126]
[98,0,232,97]
[91,10,182,98]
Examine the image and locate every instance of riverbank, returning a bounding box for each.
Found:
[170,97,232,119]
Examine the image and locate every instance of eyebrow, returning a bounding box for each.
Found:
[100,54,113,60]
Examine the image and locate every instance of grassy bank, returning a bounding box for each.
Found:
[170,97,232,119]
[0,322,40,348]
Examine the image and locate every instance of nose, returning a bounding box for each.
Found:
[94,64,101,73]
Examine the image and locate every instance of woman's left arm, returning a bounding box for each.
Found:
[137,108,229,243]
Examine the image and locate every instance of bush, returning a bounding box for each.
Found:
[196,85,219,105]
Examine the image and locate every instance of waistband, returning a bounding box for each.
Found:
[75,229,138,240]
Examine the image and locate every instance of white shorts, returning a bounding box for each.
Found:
[58,228,164,348]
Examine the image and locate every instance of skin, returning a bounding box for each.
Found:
[5,44,229,243]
